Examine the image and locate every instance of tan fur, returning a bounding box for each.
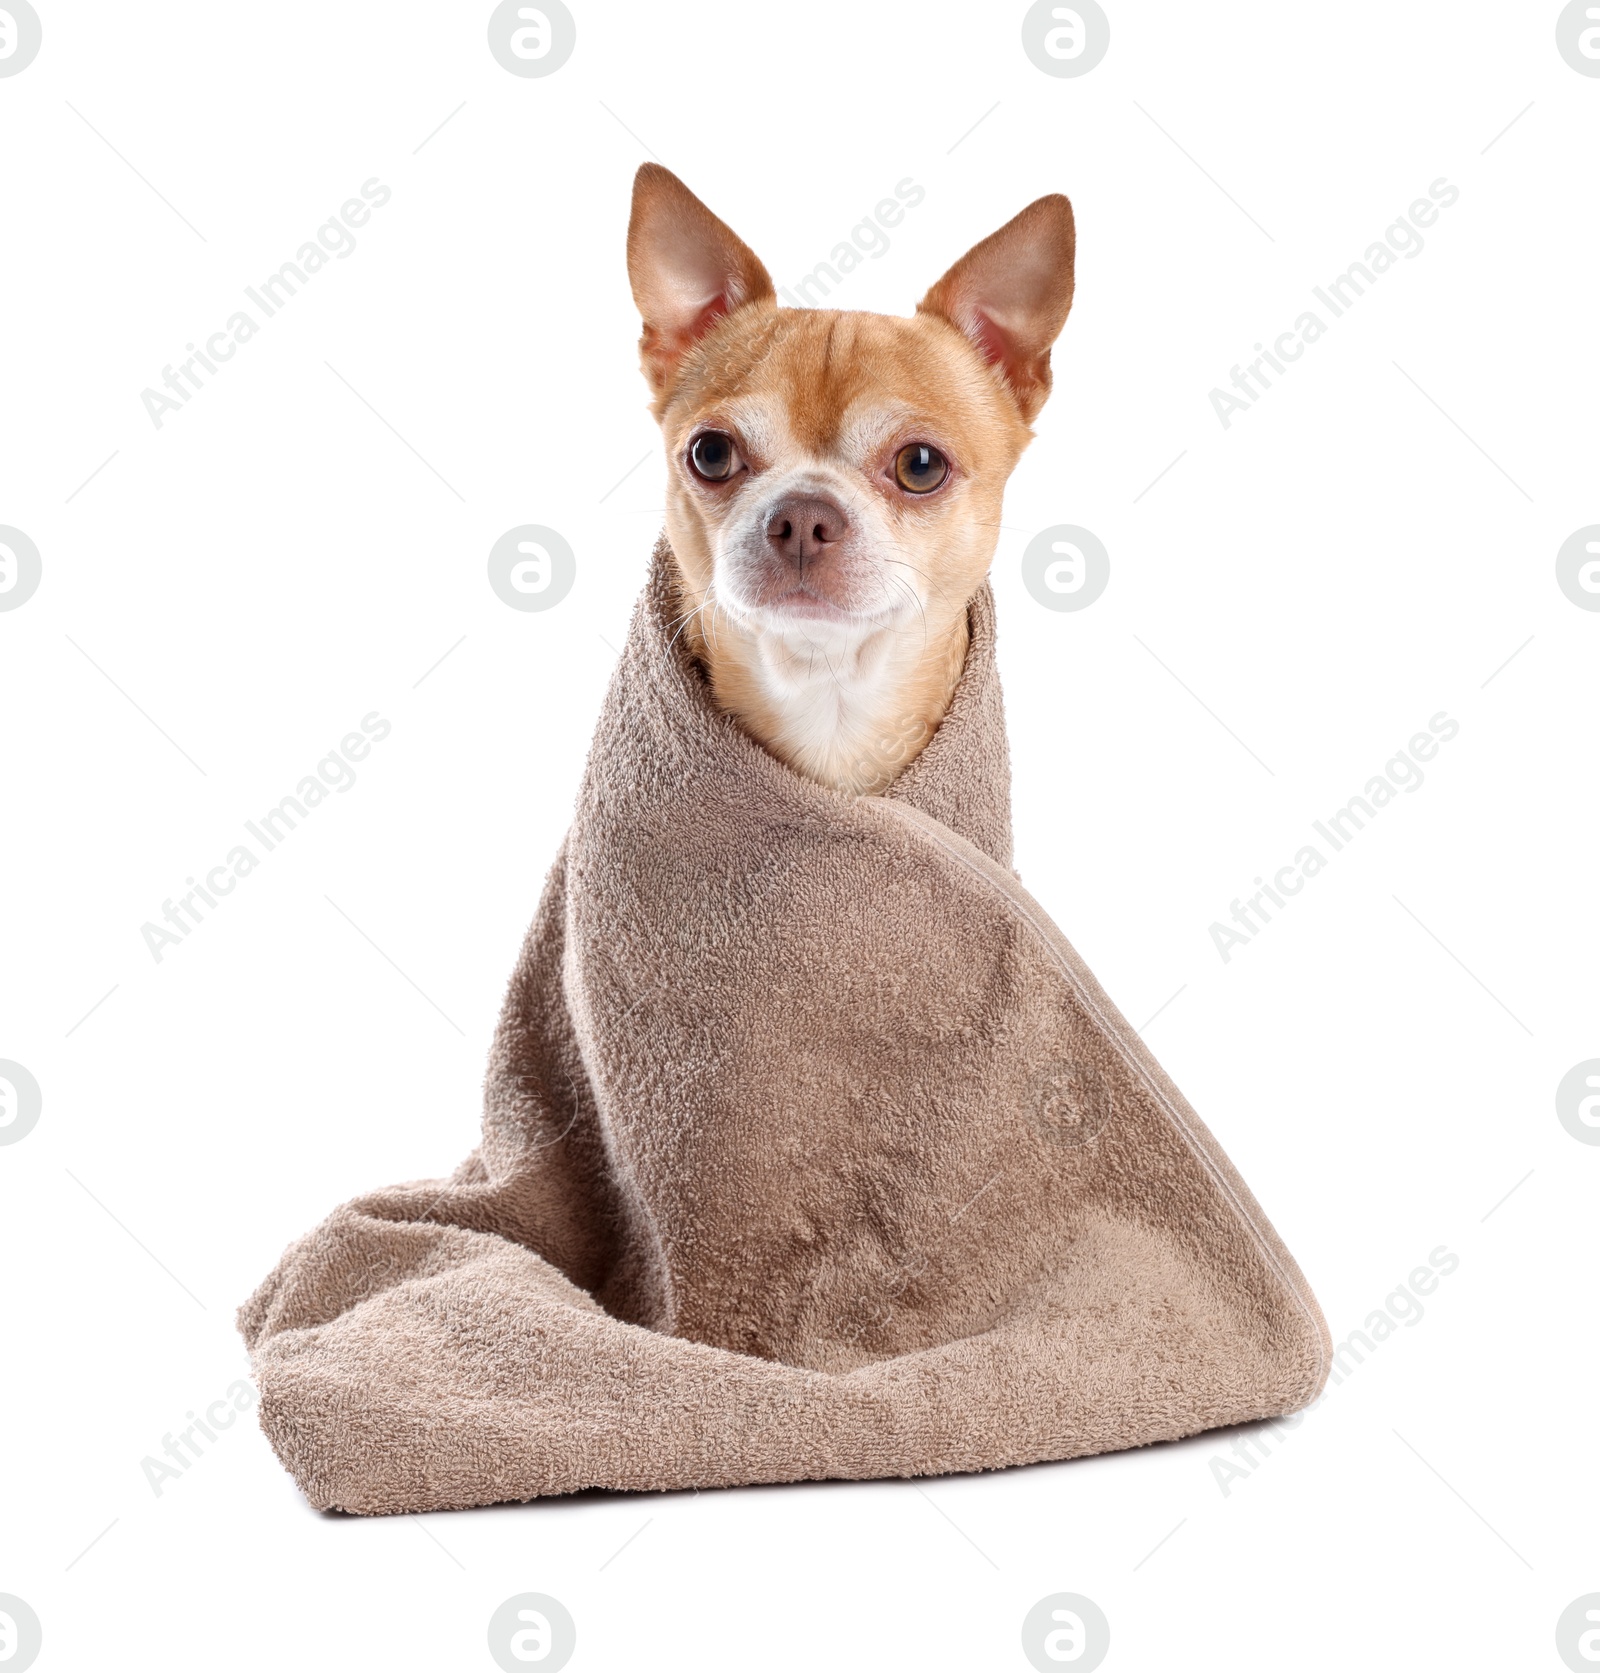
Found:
[627,166,1075,795]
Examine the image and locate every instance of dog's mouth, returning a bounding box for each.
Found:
[758,585,857,623]
[718,561,921,635]
[736,585,917,637]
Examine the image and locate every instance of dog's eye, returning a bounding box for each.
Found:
[688,431,739,482]
[893,443,949,494]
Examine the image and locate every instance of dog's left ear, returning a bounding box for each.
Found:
[918,195,1075,424]
[627,164,776,400]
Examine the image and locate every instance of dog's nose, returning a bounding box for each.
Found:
[764,495,849,568]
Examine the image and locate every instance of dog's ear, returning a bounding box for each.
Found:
[627,164,775,399]
[917,195,1075,424]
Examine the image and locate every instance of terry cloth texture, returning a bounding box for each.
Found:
[240,540,1330,1514]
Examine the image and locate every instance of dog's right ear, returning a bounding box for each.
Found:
[627,164,775,399]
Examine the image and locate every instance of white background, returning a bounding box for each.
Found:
[2,3,1597,1669]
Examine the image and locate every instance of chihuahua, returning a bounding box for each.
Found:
[626,165,1075,795]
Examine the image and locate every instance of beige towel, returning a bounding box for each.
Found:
[239,543,1329,1514]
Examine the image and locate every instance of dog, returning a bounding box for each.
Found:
[626,165,1075,794]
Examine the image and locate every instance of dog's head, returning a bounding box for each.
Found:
[626,165,1075,646]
